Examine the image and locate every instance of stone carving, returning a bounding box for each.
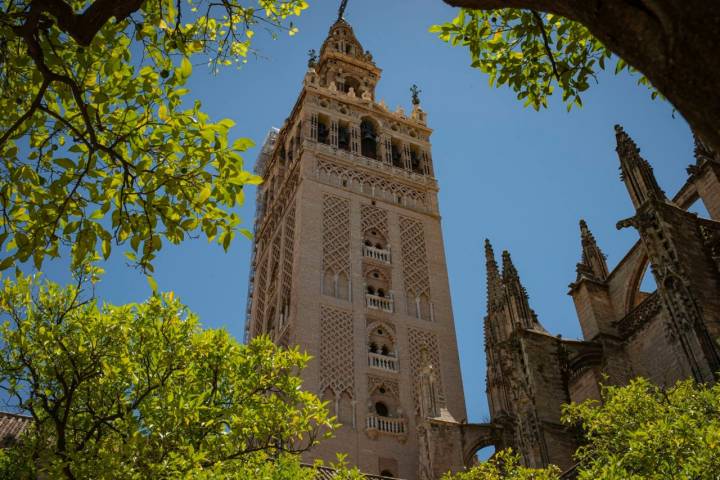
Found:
[254,257,268,336]
[322,195,351,276]
[320,305,355,397]
[317,158,429,210]
[613,292,662,338]
[280,205,296,328]
[400,216,431,299]
[408,328,444,414]
[361,203,389,239]
[368,375,400,400]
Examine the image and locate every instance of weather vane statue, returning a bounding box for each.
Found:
[338,0,349,21]
[411,84,422,106]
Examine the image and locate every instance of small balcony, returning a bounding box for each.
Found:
[366,293,393,313]
[362,244,391,264]
[368,352,398,372]
[366,414,406,436]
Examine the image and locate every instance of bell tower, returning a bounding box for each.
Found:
[245,12,466,480]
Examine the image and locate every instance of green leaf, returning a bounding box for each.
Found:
[102,238,111,259]
[197,185,212,204]
[53,158,76,169]
[179,57,193,78]
[146,275,158,294]
[232,138,255,151]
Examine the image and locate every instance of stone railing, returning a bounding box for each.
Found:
[614,292,662,338]
[368,352,398,372]
[366,294,393,313]
[362,244,391,263]
[366,414,406,436]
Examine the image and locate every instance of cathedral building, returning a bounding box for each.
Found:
[244,10,720,480]
[481,128,720,472]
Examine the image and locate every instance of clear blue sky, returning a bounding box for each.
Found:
[40,1,701,426]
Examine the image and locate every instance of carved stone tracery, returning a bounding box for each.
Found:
[317,158,429,210]
[400,216,431,299]
[322,195,351,276]
[320,305,355,397]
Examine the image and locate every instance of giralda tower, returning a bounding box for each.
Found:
[245,9,468,479]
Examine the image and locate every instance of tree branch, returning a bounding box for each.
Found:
[34,0,147,46]
[531,10,561,83]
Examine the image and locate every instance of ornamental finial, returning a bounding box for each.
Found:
[411,84,421,105]
[338,0,349,21]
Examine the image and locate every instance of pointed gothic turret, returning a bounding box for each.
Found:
[615,124,666,209]
[501,250,542,331]
[485,239,503,312]
[576,219,609,281]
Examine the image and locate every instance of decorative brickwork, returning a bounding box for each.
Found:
[368,375,400,400]
[400,216,431,299]
[361,204,389,238]
[280,204,296,328]
[252,255,268,336]
[322,195,351,276]
[408,328,443,413]
[320,305,355,397]
[317,158,428,209]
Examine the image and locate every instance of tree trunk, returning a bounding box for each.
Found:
[443,0,720,155]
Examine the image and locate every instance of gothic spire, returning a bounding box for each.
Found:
[485,239,503,311]
[615,124,666,209]
[501,249,546,332]
[577,219,609,281]
[501,250,519,284]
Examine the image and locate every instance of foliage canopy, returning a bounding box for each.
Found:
[564,377,720,479]
[0,273,334,479]
[430,9,658,112]
[0,0,308,277]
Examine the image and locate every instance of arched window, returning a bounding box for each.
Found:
[337,272,349,300]
[323,270,335,297]
[360,118,378,159]
[375,401,389,417]
[368,323,396,359]
[410,145,424,174]
[317,114,330,145]
[363,229,387,251]
[338,121,350,151]
[344,76,361,94]
[391,140,403,168]
[367,285,376,295]
[419,294,431,321]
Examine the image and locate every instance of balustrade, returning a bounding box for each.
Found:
[366,414,406,435]
[362,244,391,263]
[366,293,393,313]
[368,352,398,372]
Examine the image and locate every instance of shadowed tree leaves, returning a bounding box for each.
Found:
[434,0,720,153]
[430,9,656,112]
[0,0,308,274]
